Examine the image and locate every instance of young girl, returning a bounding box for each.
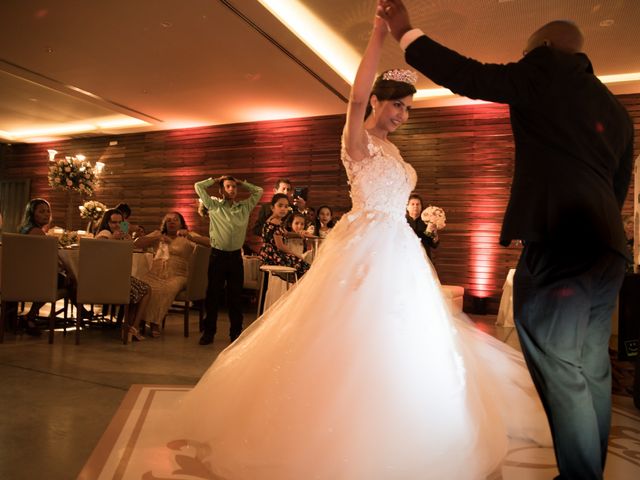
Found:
[286,212,309,257]
[259,194,309,277]
[314,205,335,238]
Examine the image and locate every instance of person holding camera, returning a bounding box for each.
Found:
[252,178,308,237]
[195,175,263,345]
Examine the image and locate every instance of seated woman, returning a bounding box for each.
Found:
[114,202,145,239]
[14,198,65,336]
[95,208,151,341]
[134,211,209,337]
[314,205,335,239]
[260,194,310,277]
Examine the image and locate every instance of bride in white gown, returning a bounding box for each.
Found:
[161,11,551,480]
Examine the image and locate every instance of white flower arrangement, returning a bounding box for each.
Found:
[421,205,446,238]
[48,156,97,195]
[58,230,78,247]
[78,200,107,220]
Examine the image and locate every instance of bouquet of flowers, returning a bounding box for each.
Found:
[421,205,446,238]
[48,156,97,195]
[79,200,106,221]
[58,230,78,247]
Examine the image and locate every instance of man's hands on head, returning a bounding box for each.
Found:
[377,0,413,42]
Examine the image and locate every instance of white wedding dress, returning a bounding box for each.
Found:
[166,132,551,479]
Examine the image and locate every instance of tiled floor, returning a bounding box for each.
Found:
[1,306,638,479]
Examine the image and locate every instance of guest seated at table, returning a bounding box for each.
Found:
[19,198,51,235]
[95,208,151,341]
[260,194,310,277]
[313,205,335,239]
[134,211,209,338]
[113,202,145,239]
[12,198,61,335]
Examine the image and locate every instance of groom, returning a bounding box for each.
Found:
[380,1,634,479]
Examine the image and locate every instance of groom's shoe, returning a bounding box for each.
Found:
[199,333,214,345]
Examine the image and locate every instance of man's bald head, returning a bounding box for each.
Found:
[524,20,584,56]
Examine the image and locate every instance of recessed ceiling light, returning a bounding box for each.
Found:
[599,19,614,27]
[258,0,360,83]
[160,21,173,28]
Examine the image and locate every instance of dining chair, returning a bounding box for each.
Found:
[165,244,210,337]
[75,237,133,344]
[0,233,70,344]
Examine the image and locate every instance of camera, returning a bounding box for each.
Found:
[293,186,308,201]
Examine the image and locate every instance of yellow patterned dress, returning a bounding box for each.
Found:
[140,236,194,327]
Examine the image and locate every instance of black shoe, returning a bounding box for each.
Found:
[199,334,214,345]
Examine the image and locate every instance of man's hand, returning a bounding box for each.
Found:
[293,196,306,211]
[377,0,413,42]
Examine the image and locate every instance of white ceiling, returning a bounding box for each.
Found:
[1,0,639,143]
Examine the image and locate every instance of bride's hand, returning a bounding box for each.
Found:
[373,6,388,34]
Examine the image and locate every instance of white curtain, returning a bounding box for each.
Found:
[0,179,30,234]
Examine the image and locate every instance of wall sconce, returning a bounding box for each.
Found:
[94,161,105,174]
[47,149,58,161]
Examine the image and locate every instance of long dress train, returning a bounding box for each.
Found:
[157,132,551,479]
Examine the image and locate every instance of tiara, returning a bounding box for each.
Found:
[381,69,418,85]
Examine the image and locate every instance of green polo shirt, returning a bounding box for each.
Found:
[195,178,263,251]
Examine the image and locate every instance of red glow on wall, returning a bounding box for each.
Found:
[467,221,501,298]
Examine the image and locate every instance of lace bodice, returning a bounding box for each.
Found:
[341,132,417,218]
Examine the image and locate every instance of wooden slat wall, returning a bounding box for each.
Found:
[1,93,638,313]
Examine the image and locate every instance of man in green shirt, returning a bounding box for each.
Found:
[195,175,263,345]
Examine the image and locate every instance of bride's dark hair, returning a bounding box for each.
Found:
[365,71,417,119]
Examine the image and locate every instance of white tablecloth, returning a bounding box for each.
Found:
[59,249,153,280]
[243,256,261,290]
[496,268,516,327]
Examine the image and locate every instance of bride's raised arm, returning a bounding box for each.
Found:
[343,9,387,162]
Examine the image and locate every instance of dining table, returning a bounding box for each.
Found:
[496,269,516,327]
[243,255,261,290]
[286,233,324,263]
[58,246,153,280]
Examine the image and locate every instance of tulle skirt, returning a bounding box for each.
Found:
[167,209,551,479]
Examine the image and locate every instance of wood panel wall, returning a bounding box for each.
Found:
[1,93,638,313]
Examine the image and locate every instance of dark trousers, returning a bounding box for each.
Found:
[514,245,626,480]
[203,248,244,340]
